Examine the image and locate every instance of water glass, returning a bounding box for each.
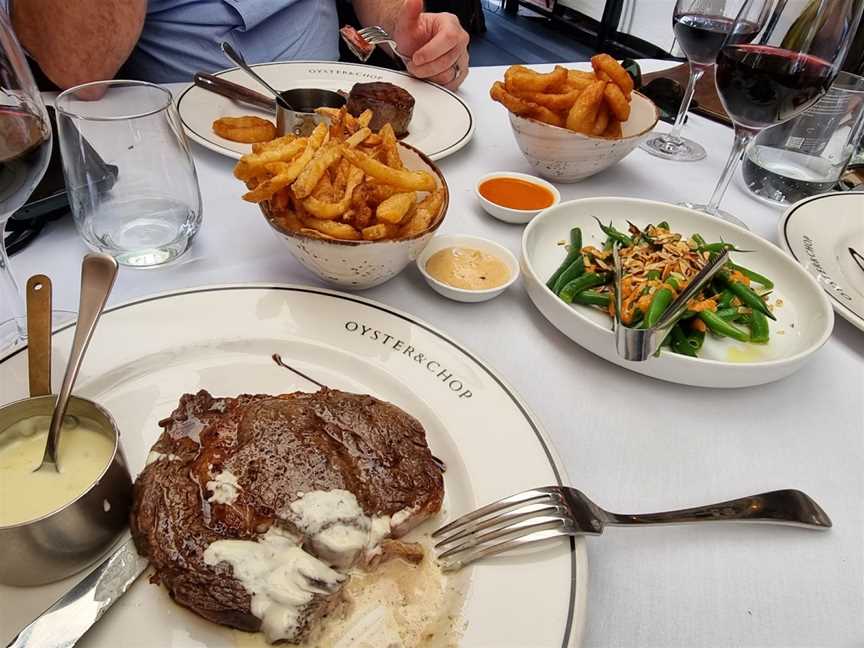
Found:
[56,81,202,267]
[742,71,864,205]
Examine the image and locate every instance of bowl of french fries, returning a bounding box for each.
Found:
[234,107,448,289]
[491,55,659,183]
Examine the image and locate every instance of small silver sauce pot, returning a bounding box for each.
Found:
[277,88,346,137]
[0,395,132,586]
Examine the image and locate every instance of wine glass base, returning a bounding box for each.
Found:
[0,310,78,355]
[640,134,707,162]
[677,202,750,230]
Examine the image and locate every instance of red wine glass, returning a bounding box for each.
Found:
[0,10,55,350]
[686,0,862,226]
[641,0,767,162]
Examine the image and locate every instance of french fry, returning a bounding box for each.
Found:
[344,127,372,148]
[591,54,633,97]
[271,209,303,233]
[361,223,398,240]
[356,109,373,128]
[399,189,444,238]
[271,187,292,211]
[342,147,437,192]
[592,104,610,136]
[292,142,344,199]
[376,191,416,224]
[301,216,361,240]
[234,137,306,181]
[603,82,631,121]
[302,166,364,219]
[565,80,606,134]
[603,119,623,138]
[379,123,402,170]
[504,65,567,93]
[490,81,564,127]
[512,87,583,113]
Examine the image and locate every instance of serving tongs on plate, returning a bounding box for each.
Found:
[612,243,729,361]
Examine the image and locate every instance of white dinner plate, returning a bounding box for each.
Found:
[176,61,474,161]
[779,191,864,332]
[522,198,835,388]
[0,285,586,648]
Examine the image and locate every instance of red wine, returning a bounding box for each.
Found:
[716,45,834,129]
[0,107,51,218]
[673,15,760,65]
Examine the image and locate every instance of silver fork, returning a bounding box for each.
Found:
[433,487,831,571]
[354,25,412,67]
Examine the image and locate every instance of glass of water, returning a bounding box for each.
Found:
[742,71,864,206]
[56,80,202,267]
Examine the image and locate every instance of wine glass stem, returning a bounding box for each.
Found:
[666,63,705,143]
[0,222,26,339]
[706,128,754,215]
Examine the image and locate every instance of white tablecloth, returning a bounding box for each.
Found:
[4,61,863,647]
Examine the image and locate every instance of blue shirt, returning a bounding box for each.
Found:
[124,0,340,83]
[1,0,340,85]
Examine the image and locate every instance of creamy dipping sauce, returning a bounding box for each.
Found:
[425,247,510,290]
[0,415,115,526]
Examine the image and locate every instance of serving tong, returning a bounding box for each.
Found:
[612,238,729,362]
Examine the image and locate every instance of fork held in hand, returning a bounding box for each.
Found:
[433,487,831,571]
[344,25,411,69]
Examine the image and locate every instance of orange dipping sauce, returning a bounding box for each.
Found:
[479,176,555,211]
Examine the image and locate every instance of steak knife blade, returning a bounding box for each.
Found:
[7,538,148,648]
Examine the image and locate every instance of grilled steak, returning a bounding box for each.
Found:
[346,82,415,137]
[131,388,443,643]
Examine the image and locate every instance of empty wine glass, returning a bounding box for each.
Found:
[641,0,766,162]
[0,9,53,350]
[686,0,862,227]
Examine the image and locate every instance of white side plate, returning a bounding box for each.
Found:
[0,285,586,648]
[779,191,864,332]
[522,198,834,388]
[176,61,474,161]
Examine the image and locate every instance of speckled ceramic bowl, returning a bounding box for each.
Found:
[508,91,659,183]
[262,141,448,289]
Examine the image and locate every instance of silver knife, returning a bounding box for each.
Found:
[7,538,148,648]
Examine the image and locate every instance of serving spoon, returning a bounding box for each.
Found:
[34,253,118,473]
[219,42,294,111]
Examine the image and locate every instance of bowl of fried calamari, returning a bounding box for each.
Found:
[491,55,659,183]
[233,107,448,289]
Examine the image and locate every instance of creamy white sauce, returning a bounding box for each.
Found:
[0,415,115,526]
[204,527,344,643]
[207,470,241,505]
[145,451,180,466]
[287,490,393,569]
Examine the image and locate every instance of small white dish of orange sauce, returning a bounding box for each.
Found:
[416,234,519,302]
[475,172,560,224]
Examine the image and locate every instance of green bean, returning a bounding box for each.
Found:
[691,233,707,247]
[717,289,735,309]
[670,324,697,357]
[546,227,583,289]
[552,257,585,295]
[645,287,674,327]
[560,273,609,304]
[728,262,774,290]
[715,307,744,321]
[571,290,611,307]
[698,242,750,254]
[686,328,706,351]
[719,273,776,320]
[594,218,633,246]
[747,310,770,344]
[656,221,670,230]
[698,311,750,342]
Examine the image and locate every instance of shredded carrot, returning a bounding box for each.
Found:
[692,318,707,333]
[729,270,751,286]
[688,298,717,313]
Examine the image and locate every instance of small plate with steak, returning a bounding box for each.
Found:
[0,286,586,647]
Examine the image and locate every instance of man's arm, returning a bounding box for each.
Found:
[11,0,146,89]
[351,0,403,36]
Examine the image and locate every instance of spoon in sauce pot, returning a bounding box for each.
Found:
[34,253,118,473]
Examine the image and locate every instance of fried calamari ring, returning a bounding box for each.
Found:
[213,116,277,143]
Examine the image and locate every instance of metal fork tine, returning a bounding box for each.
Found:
[432,488,561,538]
[438,516,567,560]
[438,527,569,571]
[434,503,566,548]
